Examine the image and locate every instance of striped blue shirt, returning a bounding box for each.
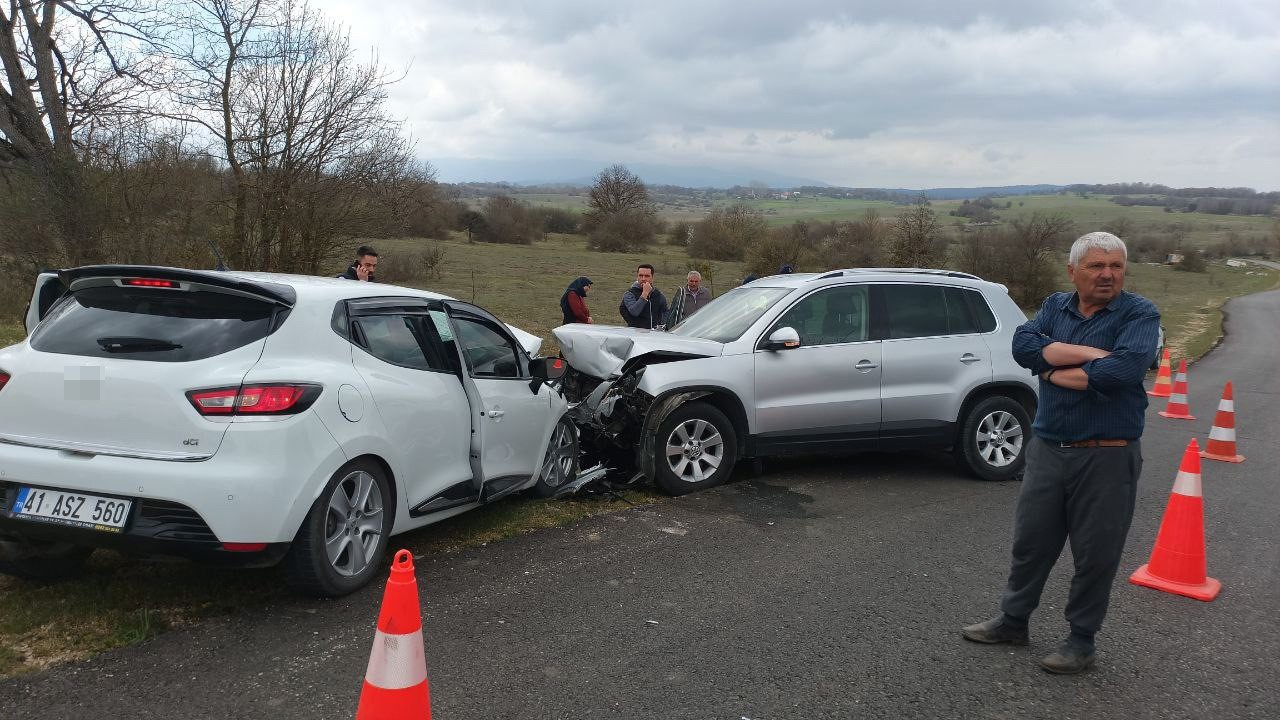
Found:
[1013,290,1161,442]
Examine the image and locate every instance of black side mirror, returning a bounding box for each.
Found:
[761,326,802,351]
[528,356,568,394]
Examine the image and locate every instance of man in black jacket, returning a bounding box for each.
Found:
[339,245,379,281]
[619,263,669,329]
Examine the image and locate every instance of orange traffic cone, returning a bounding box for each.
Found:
[1129,439,1221,601]
[357,550,432,719]
[1147,349,1173,397]
[1200,382,1245,463]
[1157,359,1195,420]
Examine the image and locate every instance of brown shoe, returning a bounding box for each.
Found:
[1039,640,1096,674]
[961,616,1029,645]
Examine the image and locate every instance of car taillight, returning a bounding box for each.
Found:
[122,278,179,288]
[187,383,321,417]
[0,372,9,391]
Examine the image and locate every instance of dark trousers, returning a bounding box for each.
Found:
[1000,436,1142,638]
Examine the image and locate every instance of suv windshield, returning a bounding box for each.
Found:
[31,286,277,362]
[668,286,792,343]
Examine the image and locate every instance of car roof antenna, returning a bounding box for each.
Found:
[204,237,231,271]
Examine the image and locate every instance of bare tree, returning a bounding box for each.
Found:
[888,196,946,268]
[583,163,657,251]
[689,203,767,261]
[1,0,153,263]
[1003,212,1075,306]
[156,0,424,271]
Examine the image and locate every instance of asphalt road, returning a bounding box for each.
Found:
[3,289,1278,720]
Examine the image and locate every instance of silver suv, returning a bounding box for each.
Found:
[553,269,1038,495]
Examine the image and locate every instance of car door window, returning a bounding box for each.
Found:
[353,314,438,371]
[769,285,870,346]
[950,287,997,333]
[883,284,952,339]
[452,316,522,378]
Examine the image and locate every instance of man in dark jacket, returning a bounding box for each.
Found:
[338,245,379,281]
[619,263,669,329]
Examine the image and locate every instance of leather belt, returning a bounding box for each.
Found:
[1060,439,1129,448]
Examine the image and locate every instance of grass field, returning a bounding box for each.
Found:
[505,189,1277,249]
[0,230,1274,678]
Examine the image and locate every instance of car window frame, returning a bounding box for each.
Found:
[341,296,460,376]
[443,301,531,381]
[757,283,875,350]
[870,282,1003,341]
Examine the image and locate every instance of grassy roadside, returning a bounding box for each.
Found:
[0,239,1274,678]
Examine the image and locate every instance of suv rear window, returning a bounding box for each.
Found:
[31,286,277,362]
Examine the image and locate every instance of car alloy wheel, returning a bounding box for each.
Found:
[323,468,386,578]
[975,409,1024,468]
[958,395,1031,481]
[665,418,726,483]
[535,418,579,497]
[653,401,739,495]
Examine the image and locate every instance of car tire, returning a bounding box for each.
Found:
[653,401,738,496]
[534,417,580,498]
[282,458,393,598]
[956,396,1031,481]
[0,539,93,582]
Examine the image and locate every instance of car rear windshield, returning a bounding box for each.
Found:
[30,286,278,362]
[668,286,792,343]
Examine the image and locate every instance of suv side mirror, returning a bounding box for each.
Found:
[762,327,801,351]
[528,356,567,394]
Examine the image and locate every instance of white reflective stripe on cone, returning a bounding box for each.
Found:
[1170,393,1188,404]
[1171,470,1203,497]
[1218,399,1235,412]
[365,629,428,689]
[1208,426,1236,441]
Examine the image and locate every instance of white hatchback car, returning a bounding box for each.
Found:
[0,266,576,596]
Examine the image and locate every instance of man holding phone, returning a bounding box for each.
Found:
[619,263,669,329]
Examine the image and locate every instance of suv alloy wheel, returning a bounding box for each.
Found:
[654,401,738,495]
[956,396,1031,481]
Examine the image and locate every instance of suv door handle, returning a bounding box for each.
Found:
[854,360,878,371]
[960,353,982,364]
[485,409,505,419]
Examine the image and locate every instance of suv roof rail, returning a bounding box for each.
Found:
[814,268,984,281]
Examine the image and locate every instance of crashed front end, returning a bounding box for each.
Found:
[553,325,722,474]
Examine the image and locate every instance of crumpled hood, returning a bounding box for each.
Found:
[553,324,724,378]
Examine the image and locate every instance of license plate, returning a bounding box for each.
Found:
[9,487,132,532]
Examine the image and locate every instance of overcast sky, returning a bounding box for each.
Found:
[314,0,1279,189]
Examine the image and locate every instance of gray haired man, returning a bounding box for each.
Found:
[962,231,1160,674]
[670,270,713,325]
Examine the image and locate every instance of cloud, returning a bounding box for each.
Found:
[313,0,1280,189]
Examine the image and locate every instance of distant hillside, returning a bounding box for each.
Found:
[432,157,828,189]
[883,185,1068,200]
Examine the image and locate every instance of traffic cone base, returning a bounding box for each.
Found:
[1129,564,1221,601]
[1147,348,1173,398]
[1200,382,1244,463]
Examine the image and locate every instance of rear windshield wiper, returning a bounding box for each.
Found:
[96,336,184,353]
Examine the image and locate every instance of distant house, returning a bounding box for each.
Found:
[1165,253,1185,264]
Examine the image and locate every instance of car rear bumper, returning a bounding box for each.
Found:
[0,498,291,566]
[0,412,346,546]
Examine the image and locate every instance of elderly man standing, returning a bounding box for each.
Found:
[670,270,713,325]
[962,231,1160,675]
